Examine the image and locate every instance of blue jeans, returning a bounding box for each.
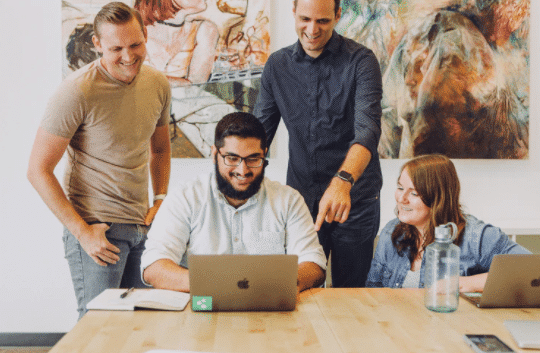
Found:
[314,195,380,288]
[63,223,150,319]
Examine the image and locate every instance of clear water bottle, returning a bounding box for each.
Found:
[424,222,460,313]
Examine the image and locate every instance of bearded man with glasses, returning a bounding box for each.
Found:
[141,112,326,296]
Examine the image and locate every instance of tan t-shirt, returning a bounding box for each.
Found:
[41,59,171,224]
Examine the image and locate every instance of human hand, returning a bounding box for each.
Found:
[144,200,163,226]
[459,274,487,293]
[296,285,303,303]
[77,223,120,266]
[296,285,314,304]
[314,178,352,231]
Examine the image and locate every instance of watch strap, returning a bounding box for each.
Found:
[153,194,167,202]
[334,171,355,185]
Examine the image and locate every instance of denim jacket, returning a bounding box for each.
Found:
[366,215,531,288]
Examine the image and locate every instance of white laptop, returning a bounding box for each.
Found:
[460,254,540,308]
[188,254,298,312]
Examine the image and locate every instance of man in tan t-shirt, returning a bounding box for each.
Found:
[27,2,171,319]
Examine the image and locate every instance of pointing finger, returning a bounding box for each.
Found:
[314,211,325,232]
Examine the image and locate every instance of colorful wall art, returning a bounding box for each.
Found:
[337,0,529,159]
[62,0,270,157]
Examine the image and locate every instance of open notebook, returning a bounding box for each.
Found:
[86,289,190,311]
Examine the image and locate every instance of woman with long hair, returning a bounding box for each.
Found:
[366,154,529,292]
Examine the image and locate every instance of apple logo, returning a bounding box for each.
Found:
[237,278,249,289]
[531,278,540,287]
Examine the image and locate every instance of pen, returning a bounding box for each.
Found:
[120,287,134,299]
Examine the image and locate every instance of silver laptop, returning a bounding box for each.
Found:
[504,320,540,349]
[460,254,540,308]
[188,254,298,312]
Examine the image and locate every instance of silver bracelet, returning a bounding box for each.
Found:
[153,194,167,202]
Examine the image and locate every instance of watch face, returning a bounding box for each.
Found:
[336,171,354,184]
[338,171,352,179]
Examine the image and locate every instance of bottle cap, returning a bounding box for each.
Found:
[435,225,451,241]
[435,222,458,242]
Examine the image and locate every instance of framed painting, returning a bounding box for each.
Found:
[62,0,270,158]
[337,0,529,159]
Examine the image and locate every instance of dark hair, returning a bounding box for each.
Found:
[93,2,145,38]
[392,154,466,262]
[294,0,341,15]
[134,0,181,26]
[214,112,268,152]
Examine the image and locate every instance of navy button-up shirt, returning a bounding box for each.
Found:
[254,31,383,216]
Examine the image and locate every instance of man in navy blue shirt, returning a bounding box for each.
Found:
[254,0,383,287]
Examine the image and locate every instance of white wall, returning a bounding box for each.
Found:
[0,0,538,332]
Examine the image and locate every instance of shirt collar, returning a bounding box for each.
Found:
[293,30,341,61]
[325,30,341,54]
[96,58,135,86]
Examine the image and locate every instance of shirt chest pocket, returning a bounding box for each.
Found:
[244,231,286,255]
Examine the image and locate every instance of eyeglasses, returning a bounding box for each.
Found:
[218,151,266,168]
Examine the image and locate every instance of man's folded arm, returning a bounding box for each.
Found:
[143,259,190,292]
[140,186,192,289]
[282,187,327,291]
[297,261,325,292]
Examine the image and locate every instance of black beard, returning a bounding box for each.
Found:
[215,159,265,202]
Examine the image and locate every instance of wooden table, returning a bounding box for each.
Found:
[49,288,540,353]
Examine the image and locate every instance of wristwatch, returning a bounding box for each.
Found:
[334,170,355,185]
[153,194,167,202]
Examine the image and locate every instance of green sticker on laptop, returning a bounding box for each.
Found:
[192,296,212,311]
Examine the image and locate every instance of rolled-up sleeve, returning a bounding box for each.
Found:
[140,186,192,282]
[366,220,396,287]
[254,57,282,146]
[352,50,383,157]
[284,189,327,271]
[365,261,384,288]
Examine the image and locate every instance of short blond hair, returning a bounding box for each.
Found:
[93,2,145,38]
